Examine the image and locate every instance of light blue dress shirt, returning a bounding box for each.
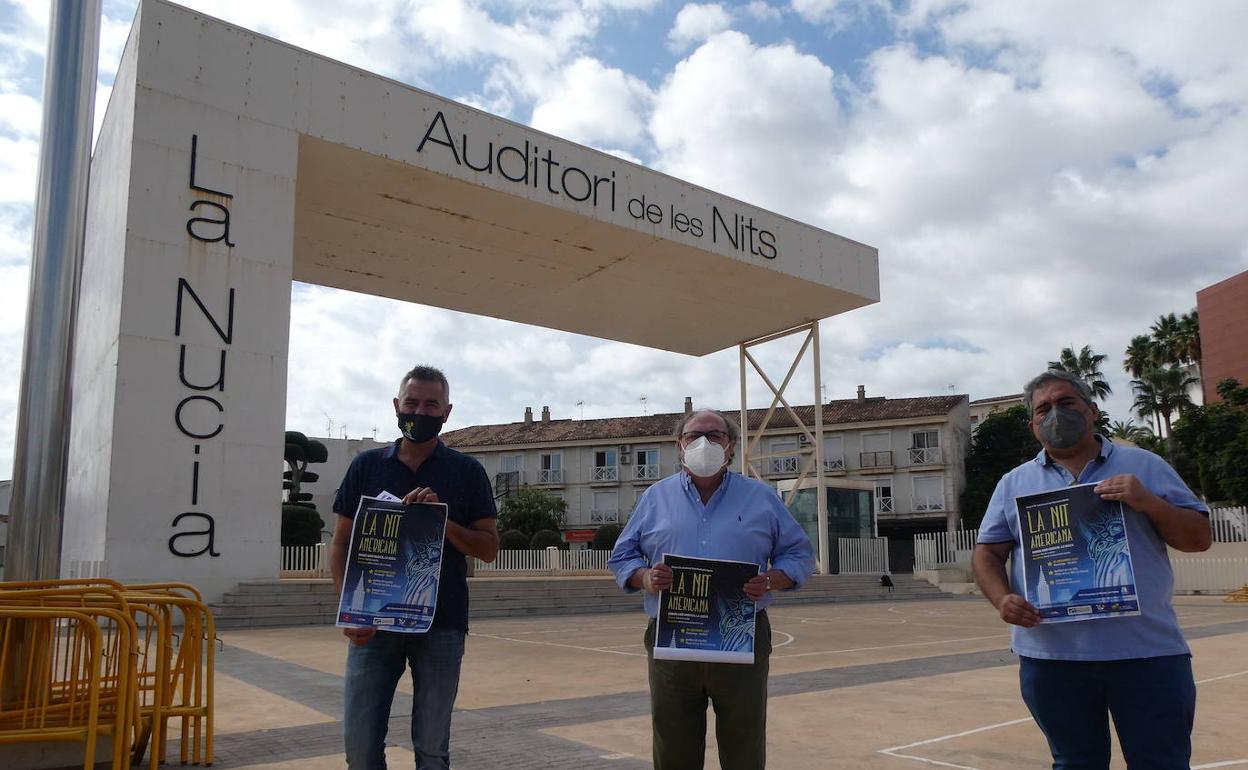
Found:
[978,437,1209,661]
[609,470,815,618]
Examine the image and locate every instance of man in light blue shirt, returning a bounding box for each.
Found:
[974,370,1211,770]
[609,408,813,770]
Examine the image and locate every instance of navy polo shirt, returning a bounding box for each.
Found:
[334,439,497,633]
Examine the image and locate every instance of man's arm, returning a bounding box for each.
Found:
[1094,474,1212,552]
[446,517,500,563]
[973,541,1040,627]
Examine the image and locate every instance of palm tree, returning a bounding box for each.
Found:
[1149,312,1183,367]
[1131,366,1199,443]
[1108,419,1152,444]
[1176,310,1201,366]
[1123,335,1156,379]
[1049,344,1112,400]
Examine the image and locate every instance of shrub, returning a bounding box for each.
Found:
[529,529,565,550]
[591,523,623,550]
[281,504,324,546]
[498,530,530,550]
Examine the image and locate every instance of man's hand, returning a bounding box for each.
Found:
[640,564,673,594]
[743,573,771,601]
[1094,474,1156,510]
[402,487,441,505]
[343,627,377,646]
[994,593,1041,627]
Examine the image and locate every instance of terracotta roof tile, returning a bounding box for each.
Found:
[442,395,967,449]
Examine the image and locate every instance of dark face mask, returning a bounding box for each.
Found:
[1037,406,1088,449]
[397,412,444,444]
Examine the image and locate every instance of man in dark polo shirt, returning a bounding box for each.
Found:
[330,364,499,770]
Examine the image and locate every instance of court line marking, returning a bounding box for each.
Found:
[773,630,795,648]
[877,669,1248,769]
[472,632,646,657]
[774,633,1007,658]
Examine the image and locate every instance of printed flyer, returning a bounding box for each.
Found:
[1015,483,1140,623]
[336,496,448,633]
[654,554,759,664]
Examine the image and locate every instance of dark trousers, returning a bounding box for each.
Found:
[644,611,772,770]
[1019,654,1196,770]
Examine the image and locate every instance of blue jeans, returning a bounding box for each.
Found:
[1019,654,1196,770]
[343,628,466,770]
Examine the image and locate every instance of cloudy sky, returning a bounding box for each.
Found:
[1,0,1246,475]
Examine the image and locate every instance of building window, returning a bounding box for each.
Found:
[539,452,563,484]
[495,454,524,493]
[634,447,661,480]
[874,478,894,514]
[910,429,941,465]
[590,490,619,523]
[861,432,892,468]
[822,435,845,471]
[768,438,799,475]
[593,448,618,481]
[913,475,945,511]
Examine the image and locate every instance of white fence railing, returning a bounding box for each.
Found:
[280,543,331,578]
[913,528,979,571]
[473,548,613,574]
[1172,557,1248,593]
[838,537,890,574]
[1211,506,1248,543]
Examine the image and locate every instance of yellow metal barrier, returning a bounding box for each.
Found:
[1,579,216,767]
[0,605,137,770]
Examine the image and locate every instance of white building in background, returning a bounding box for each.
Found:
[442,388,971,548]
[969,393,1025,431]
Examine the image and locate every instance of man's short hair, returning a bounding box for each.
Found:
[1023,370,1094,416]
[398,365,450,401]
[672,409,740,444]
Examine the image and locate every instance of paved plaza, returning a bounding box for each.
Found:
[202,596,1248,769]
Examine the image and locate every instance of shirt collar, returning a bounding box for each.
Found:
[1033,434,1113,467]
[680,468,733,495]
[385,438,445,461]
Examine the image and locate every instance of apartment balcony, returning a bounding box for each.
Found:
[822,455,846,473]
[537,468,564,484]
[913,496,946,512]
[634,463,661,481]
[589,509,619,524]
[876,496,894,514]
[908,447,943,465]
[592,466,619,483]
[768,456,800,475]
[859,451,893,473]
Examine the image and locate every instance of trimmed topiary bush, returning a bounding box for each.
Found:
[591,523,623,550]
[281,504,324,546]
[529,529,565,550]
[498,530,530,550]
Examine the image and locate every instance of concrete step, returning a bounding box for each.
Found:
[211,574,953,628]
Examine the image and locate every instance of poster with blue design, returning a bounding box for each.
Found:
[654,554,759,664]
[1015,483,1140,624]
[336,496,448,633]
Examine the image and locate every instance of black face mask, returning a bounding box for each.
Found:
[397,412,443,444]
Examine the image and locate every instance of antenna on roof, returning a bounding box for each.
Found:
[577,400,584,419]
[640,394,648,415]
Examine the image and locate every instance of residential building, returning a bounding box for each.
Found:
[442,390,972,564]
[969,394,1024,431]
[1197,270,1248,404]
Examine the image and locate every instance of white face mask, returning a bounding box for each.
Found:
[682,436,727,478]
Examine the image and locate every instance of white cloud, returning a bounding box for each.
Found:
[530,57,653,148]
[745,2,783,23]
[650,31,841,220]
[667,3,734,53]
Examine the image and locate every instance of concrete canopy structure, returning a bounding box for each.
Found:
[60,0,878,602]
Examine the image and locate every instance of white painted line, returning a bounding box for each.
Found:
[877,717,1034,770]
[878,750,984,770]
[773,630,795,648]
[472,632,646,657]
[1197,669,1248,684]
[775,633,1007,658]
[1193,761,1248,769]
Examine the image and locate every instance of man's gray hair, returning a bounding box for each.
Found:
[1023,370,1094,415]
[672,409,740,444]
[398,364,450,401]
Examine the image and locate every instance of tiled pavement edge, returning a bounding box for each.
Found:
[195,618,1248,769]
